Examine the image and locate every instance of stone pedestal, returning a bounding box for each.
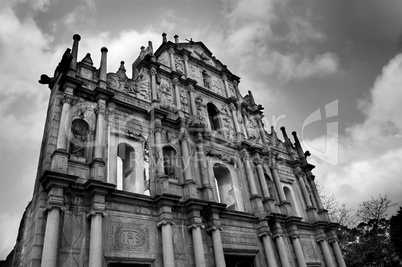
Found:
[51,149,69,173]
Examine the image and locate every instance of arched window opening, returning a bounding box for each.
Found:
[213,163,235,210]
[284,186,297,216]
[163,146,178,179]
[207,103,220,131]
[117,143,136,192]
[69,119,90,162]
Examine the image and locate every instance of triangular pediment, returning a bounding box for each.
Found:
[179,42,224,71]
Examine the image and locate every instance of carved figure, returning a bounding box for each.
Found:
[70,119,89,158]
[175,56,184,73]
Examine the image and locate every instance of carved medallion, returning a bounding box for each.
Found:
[109,221,150,253]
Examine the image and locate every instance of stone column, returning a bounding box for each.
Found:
[188,85,197,116]
[150,67,158,102]
[241,109,250,138]
[154,120,164,176]
[222,74,231,98]
[274,234,291,267]
[157,220,175,267]
[188,224,206,267]
[209,226,226,267]
[296,173,313,207]
[169,47,176,72]
[259,232,278,267]
[291,235,307,267]
[183,54,190,78]
[173,77,181,110]
[317,238,335,267]
[229,103,240,134]
[256,115,269,149]
[330,239,346,267]
[255,157,270,198]
[41,207,61,267]
[88,212,104,267]
[241,150,258,196]
[196,133,214,200]
[308,176,324,210]
[99,47,108,89]
[56,95,73,151]
[180,130,192,181]
[270,163,286,202]
[91,99,106,181]
[94,100,106,160]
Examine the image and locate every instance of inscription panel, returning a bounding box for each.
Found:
[221,232,258,247]
[109,221,150,253]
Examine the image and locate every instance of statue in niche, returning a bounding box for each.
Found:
[69,119,89,158]
[202,70,211,89]
[180,88,189,111]
[138,82,151,101]
[159,80,173,106]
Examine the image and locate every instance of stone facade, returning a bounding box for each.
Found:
[1,33,346,267]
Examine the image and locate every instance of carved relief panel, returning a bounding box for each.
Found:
[158,78,174,108]
[109,221,151,253]
[180,87,189,113]
[189,64,203,85]
[157,51,170,68]
[174,56,184,73]
[220,104,236,141]
[136,69,151,103]
[247,115,261,141]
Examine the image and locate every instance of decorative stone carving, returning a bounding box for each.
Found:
[180,88,189,113]
[109,221,150,253]
[157,51,170,67]
[222,116,235,141]
[228,82,236,97]
[212,78,223,95]
[158,79,174,107]
[248,116,260,141]
[190,65,203,85]
[202,70,212,90]
[174,56,184,73]
[221,232,258,247]
[301,240,318,261]
[194,96,207,125]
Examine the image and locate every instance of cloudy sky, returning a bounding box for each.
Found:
[1,0,402,259]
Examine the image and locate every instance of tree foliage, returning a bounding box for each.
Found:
[390,207,402,260]
[319,190,401,266]
[343,195,400,267]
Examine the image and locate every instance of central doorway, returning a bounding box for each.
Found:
[224,255,256,267]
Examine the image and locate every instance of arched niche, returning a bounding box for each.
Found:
[162,145,178,180]
[69,118,90,162]
[207,103,220,131]
[213,163,236,210]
